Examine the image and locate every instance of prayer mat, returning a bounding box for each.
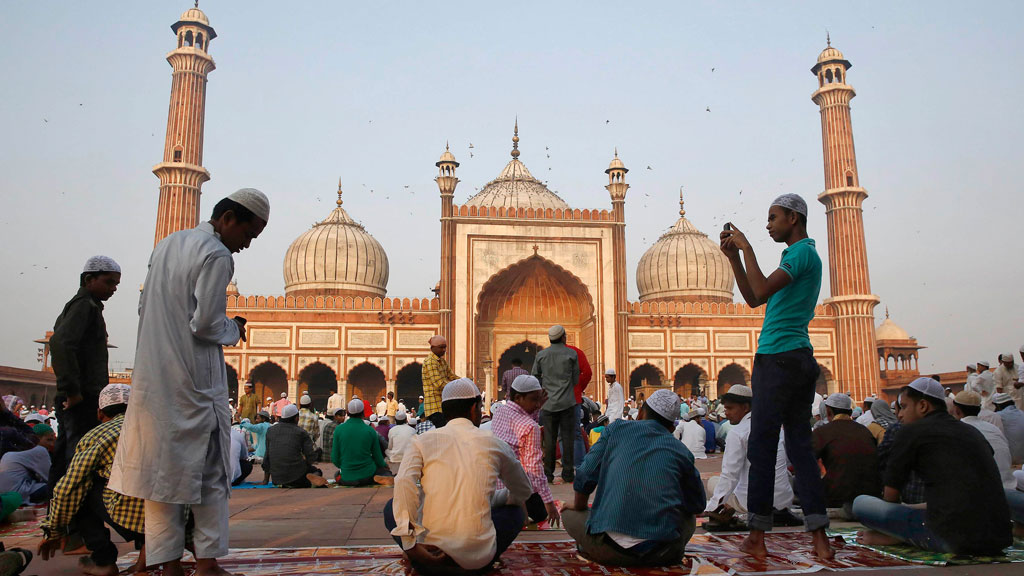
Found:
[0,505,45,539]
[231,481,277,489]
[829,526,1024,566]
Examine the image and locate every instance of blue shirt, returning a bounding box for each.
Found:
[701,419,717,454]
[574,419,705,541]
[757,238,822,354]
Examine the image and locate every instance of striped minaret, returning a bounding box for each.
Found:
[811,38,881,401]
[152,6,217,246]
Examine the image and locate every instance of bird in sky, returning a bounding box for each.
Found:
[706,107,711,112]
[646,166,652,170]
[404,185,410,188]
[468,143,474,148]
[711,67,715,72]
[605,120,610,124]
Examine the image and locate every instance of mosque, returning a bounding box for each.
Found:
[150,7,925,410]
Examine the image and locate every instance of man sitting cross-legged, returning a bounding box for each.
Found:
[563,389,705,567]
[384,378,532,575]
[261,404,326,488]
[854,377,1012,555]
[332,399,392,487]
[812,393,882,518]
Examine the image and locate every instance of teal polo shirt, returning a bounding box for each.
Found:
[757,238,822,355]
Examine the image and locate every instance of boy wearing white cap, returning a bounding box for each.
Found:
[812,394,881,514]
[109,189,269,576]
[720,194,832,559]
[48,255,121,493]
[604,369,624,423]
[386,378,532,574]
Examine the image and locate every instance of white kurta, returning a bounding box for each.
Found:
[606,382,624,422]
[109,222,239,504]
[673,419,707,459]
[705,413,794,512]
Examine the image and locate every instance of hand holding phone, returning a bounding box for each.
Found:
[234,316,247,342]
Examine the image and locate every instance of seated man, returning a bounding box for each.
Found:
[262,404,325,488]
[332,399,392,486]
[297,395,321,460]
[229,424,252,487]
[563,389,704,567]
[994,392,1024,465]
[386,410,415,475]
[37,384,146,575]
[673,409,707,460]
[812,394,882,516]
[697,408,718,455]
[491,375,561,525]
[704,385,796,529]
[0,423,56,503]
[951,391,1015,489]
[854,378,1011,555]
[321,407,345,462]
[385,378,531,575]
[239,410,271,461]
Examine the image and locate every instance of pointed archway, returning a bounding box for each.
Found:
[348,362,386,416]
[298,362,338,412]
[250,361,288,405]
[395,362,423,406]
[628,363,665,401]
[225,364,239,403]
[674,363,708,399]
[716,363,750,398]
[495,340,544,400]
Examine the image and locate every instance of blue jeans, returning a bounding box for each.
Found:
[1004,488,1024,525]
[853,495,953,553]
[747,349,828,532]
[559,404,587,468]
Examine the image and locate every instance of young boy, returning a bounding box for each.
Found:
[720,194,832,559]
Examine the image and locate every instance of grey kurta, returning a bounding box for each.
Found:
[108,222,239,504]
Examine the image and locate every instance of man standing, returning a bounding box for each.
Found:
[974,360,996,411]
[48,255,121,492]
[385,392,399,418]
[421,335,458,429]
[237,381,258,423]
[109,189,269,576]
[500,358,529,402]
[995,353,1022,410]
[375,396,388,419]
[720,193,832,559]
[812,394,882,513]
[272,392,291,421]
[604,369,624,423]
[326,389,345,416]
[532,324,580,484]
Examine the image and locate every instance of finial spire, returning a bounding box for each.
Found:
[885,306,889,320]
[511,117,520,159]
[614,146,619,158]
[195,0,199,8]
[336,178,343,207]
[826,30,831,47]
[445,140,449,151]
[678,186,685,217]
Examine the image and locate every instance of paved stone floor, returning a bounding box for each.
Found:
[13,454,1024,574]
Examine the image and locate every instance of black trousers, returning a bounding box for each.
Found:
[541,406,576,482]
[80,474,143,567]
[49,394,100,492]
[231,459,254,487]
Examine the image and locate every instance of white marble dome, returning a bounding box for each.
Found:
[283,185,389,299]
[636,196,734,303]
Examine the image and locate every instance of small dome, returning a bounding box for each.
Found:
[465,158,570,211]
[636,195,734,303]
[226,279,239,296]
[606,150,627,172]
[876,310,910,341]
[817,45,845,64]
[180,7,209,25]
[437,145,458,165]
[283,185,389,299]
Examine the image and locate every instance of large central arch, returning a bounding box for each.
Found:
[475,255,598,401]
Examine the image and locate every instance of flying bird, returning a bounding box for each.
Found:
[605,120,610,124]
[468,143,474,148]
[711,67,715,72]
[706,107,711,112]
[646,166,652,170]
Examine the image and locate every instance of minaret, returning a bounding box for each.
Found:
[605,149,629,377]
[811,38,881,400]
[435,142,459,359]
[152,5,217,246]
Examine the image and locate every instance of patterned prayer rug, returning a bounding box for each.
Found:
[829,526,1024,566]
[0,505,45,539]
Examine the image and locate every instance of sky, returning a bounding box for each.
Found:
[1,1,1021,374]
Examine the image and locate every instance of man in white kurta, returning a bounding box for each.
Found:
[673,411,707,459]
[604,369,624,423]
[109,189,268,575]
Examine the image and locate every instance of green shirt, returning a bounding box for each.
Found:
[331,418,385,483]
[757,238,821,355]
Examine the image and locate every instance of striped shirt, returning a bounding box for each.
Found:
[491,401,552,503]
[575,419,705,541]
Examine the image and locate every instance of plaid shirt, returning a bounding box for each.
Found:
[422,352,458,418]
[415,419,436,435]
[299,408,320,443]
[321,420,339,458]
[491,401,552,503]
[43,414,144,536]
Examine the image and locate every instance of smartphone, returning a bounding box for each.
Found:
[723,222,733,231]
[234,316,247,326]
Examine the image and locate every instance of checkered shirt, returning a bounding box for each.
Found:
[43,414,144,536]
[490,401,552,502]
[299,408,321,443]
[421,352,458,418]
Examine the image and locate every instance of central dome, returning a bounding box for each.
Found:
[463,123,570,212]
[636,193,734,303]
[283,183,389,299]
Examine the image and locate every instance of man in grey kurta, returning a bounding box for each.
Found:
[109,189,269,575]
[532,324,580,483]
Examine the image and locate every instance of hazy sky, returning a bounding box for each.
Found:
[2,2,1021,374]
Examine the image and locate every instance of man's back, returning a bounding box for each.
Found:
[962,416,1016,490]
[332,418,384,482]
[673,420,706,459]
[532,343,578,412]
[264,422,313,485]
[999,406,1024,463]
[812,417,881,506]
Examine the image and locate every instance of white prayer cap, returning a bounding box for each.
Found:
[281,392,288,398]
[978,360,991,369]
[395,409,407,421]
[720,384,753,403]
[281,404,299,419]
[824,393,852,410]
[548,324,565,340]
[244,381,254,388]
[695,407,706,417]
[408,416,419,425]
[257,410,270,419]
[98,383,131,409]
[645,389,680,422]
[419,395,424,399]
[82,255,121,274]
[605,368,616,376]
[331,407,345,416]
[967,363,977,371]
[1000,353,1015,363]
[24,414,45,424]
[227,188,270,222]
[369,414,378,422]
[771,193,808,217]
[300,395,312,406]
[907,377,945,401]
[347,399,364,414]
[442,378,481,401]
[953,390,981,407]
[511,374,542,393]
[1019,344,1024,354]
[992,392,1014,406]
[628,408,639,419]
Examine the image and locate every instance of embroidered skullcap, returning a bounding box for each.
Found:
[98,383,131,409]
[331,406,345,416]
[907,377,945,401]
[605,368,616,376]
[511,374,542,393]
[720,384,753,403]
[395,409,407,421]
[257,410,270,420]
[977,360,991,369]
[300,395,312,406]
[32,423,54,436]
[369,414,378,423]
[953,390,981,407]
[771,193,808,217]
[347,398,364,414]
[1000,353,1015,363]
[281,392,288,398]
[992,392,1014,406]
[548,325,565,340]
[82,255,121,274]
[824,393,852,410]
[442,378,481,401]
[646,389,680,422]
[227,188,270,222]
[281,404,299,419]
[695,407,706,417]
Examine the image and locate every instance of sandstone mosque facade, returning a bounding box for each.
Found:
[151,8,922,410]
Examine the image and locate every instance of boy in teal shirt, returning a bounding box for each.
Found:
[720,193,832,561]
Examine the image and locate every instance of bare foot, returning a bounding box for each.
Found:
[740,530,768,561]
[810,528,835,560]
[196,558,242,576]
[856,529,903,547]
[77,556,118,576]
[307,473,328,488]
